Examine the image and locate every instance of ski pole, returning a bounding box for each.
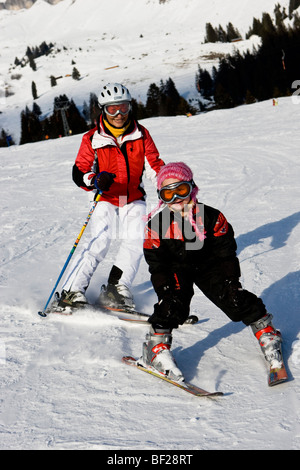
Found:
[38,191,102,317]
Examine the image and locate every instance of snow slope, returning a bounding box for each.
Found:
[0,96,299,450]
[0,0,291,143]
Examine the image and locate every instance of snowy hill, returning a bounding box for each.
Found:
[0,0,299,452]
[0,0,292,143]
[0,0,62,10]
[0,95,299,450]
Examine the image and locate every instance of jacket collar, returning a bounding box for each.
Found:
[91,115,142,149]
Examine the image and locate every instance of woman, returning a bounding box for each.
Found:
[59,83,164,311]
[141,162,283,382]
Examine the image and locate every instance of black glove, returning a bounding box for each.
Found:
[220,279,243,307]
[149,294,189,329]
[93,171,116,192]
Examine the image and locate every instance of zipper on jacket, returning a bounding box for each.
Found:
[120,142,131,200]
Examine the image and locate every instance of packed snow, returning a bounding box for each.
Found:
[0,0,299,453]
[0,96,299,450]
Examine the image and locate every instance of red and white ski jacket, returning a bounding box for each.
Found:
[72,115,164,206]
[143,204,241,298]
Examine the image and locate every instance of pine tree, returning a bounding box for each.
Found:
[289,0,300,18]
[214,82,235,109]
[20,107,31,144]
[72,67,81,80]
[205,23,218,43]
[89,92,100,126]
[131,98,148,120]
[26,46,32,58]
[50,75,57,87]
[274,3,288,26]
[29,111,43,142]
[146,83,161,116]
[196,67,214,99]
[0,129,7,147]
[244,89,257,104]
[160,78,195,115]
[31,81,38,100]
[82,101,90,123]
[211,11,300,108]
[32,102,42,117]
[226,22,241,41]
[261,12,277,37]
[67,99,88,134]
[164,77,181,114]
[29,55,37,71]
[22,106,44,144]
[246,17,263,38]
[217,25,227,42]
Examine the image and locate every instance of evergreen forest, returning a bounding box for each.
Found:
[197,6,300,109]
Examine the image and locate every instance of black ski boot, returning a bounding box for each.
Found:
[98,283,135,311]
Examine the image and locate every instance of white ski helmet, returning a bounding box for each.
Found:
[98,83,132,107]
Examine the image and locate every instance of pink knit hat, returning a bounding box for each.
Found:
[147,162,205,241]
[157,162,198,201]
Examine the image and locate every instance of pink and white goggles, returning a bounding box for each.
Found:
[104,102,131,117]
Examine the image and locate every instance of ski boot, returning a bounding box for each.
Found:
[98,282,135,311]
[58,290,88,309]
[250,313,283,368]
[141,326,184,382]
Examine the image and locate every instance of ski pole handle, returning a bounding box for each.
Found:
[38,192,102,317]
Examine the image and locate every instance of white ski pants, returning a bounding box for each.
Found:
[62,199,147,293]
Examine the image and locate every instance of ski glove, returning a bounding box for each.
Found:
[149,294,189,329]
[220,279,243,308]
[93,171,116,192]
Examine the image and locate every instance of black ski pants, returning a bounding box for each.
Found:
[173,266,267,327]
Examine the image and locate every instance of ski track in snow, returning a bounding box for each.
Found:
[0,97,300,450]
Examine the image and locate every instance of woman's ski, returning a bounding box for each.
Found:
[38,295,198,325]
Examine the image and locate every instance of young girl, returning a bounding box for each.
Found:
[141,162,283,382]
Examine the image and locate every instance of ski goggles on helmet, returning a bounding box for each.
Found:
[104,102,131,117]
[158,180,194,204]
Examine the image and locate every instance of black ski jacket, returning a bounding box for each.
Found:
[143,203,241,298]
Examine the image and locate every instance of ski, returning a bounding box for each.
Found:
[122,356,223,397]
[38,294,198,325]
[38,292,199,325]
[268,360,288,387]
[91,303,198,324]
[116,311,198,325]
[265,341,288,387]
[96,304,152,322]
[39,302,149,321]
[268,365,288,386]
